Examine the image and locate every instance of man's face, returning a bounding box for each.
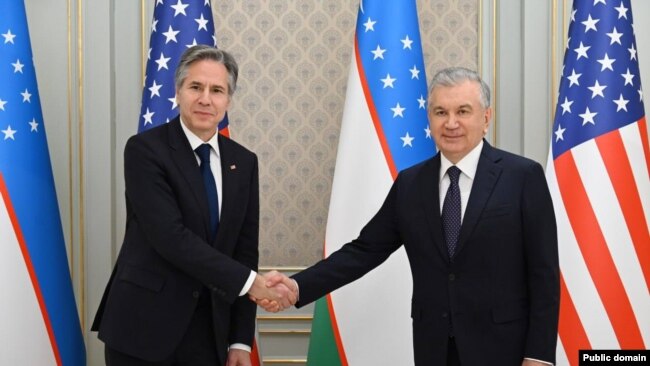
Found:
[176,59,231,141]
[428,80,491,163]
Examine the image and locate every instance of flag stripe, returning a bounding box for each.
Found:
[596,128,650,287]
[638,117,650,176]
[354,34,398,180]
[0,173,61,366]
[558,273,590,366]
[327,294,349,366]
[554,151,643,348]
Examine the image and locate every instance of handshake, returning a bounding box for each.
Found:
[247,271,298,313]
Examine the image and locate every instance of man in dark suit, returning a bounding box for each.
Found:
[262,67,559,365]
[92,46,292,366]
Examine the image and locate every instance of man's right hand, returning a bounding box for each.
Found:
[247,272,297,312]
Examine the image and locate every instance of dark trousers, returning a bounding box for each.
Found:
[105,295,219,366]
[447,337,460,366]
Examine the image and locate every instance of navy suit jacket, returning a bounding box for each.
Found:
[293,141,559,365]
[91,118,259,365]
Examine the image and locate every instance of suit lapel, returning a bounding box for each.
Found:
[167,118,212,240]
[216,134,239,243]
[455,142,502,257]
[419,155,449,259]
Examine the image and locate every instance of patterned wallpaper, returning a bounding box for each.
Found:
[212,0,478,266]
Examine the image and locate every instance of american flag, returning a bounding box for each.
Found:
[0,0,85,365]
[545,0,649,364]
[139,0,229,135]
[307,1,435,364]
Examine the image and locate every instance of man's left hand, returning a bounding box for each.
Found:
[226,349,251,366]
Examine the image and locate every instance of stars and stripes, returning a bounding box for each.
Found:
[0,1,85,365]
[139,0,229,134]
[546,0,649,364]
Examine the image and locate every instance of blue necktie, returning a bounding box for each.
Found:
[195,144,219,241]
[442,166,461,258]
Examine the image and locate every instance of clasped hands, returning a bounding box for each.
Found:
[248,271,298,312]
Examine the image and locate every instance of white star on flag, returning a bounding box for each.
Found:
[171,0,189,17]
[391,103,405,118]
[21,89,31,103]
[12,59,24,73]
[401,35,413,49]
[143,108,155,125]
[363,18,376,32]
[588,80,607,98]
[162,25,180,44]
[371,45,386,59]
[2,125,16,140]
[29,118,39,132]
[2,29,16,44]
[149,80,163,98]
[195,13,209,31]
[400,132,414,147]
[381,73,396,88]
[554,124,566,141]
[579,106,597,125]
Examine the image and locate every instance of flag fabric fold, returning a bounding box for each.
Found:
[306,1,436,365]
[546,0,649,364]
[0,1,85,365]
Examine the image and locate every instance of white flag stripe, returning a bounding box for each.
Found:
[0,194,56,365]
[327,54,414,366]
[619,121,650,230]
[545,153,619,349]
[573,138,650,345]
[324,56,393,256]
[555,340,570,366]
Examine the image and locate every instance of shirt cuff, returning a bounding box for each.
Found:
[229,343,251,353]
[524,357,553,365]
[239,270,257,296]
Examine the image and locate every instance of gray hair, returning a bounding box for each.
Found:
[428,67,491,109]
[174,45,239,96]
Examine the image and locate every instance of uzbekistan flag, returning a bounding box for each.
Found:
[0,0,85,365]
[306,1,436,365]
[545,0,649,364]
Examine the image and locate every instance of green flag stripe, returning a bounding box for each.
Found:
[306,296,344,366]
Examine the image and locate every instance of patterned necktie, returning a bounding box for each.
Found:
[195,144,219,241]
[442,166,461,258]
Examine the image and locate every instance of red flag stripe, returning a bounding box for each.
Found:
[596,129,650,287]
[554,151,644,348]
[558,273,590,366]
[0,174,62,366]
[354,33,398,181]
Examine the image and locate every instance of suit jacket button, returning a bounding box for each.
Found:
[448,273,456,281]
[192,290,201,299]
[442,312,449,318]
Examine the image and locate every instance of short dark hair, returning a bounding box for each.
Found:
[174,45,239,96]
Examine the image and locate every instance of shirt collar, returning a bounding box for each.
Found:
[439,140,483,183]
[179,118,220,158]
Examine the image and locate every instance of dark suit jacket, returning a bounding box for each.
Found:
[293,141,559,365]
[91,118,259,365]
